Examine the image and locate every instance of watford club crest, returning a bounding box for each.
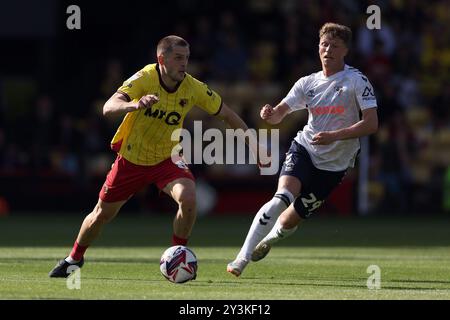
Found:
[179,98,188,107]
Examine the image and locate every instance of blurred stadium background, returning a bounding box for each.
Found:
[0,0,449,218]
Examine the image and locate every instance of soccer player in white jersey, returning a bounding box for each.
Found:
[227,23,378,276]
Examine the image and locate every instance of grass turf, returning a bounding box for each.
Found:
[0,214,450,300]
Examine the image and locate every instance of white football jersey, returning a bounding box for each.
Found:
[281,64,377,171]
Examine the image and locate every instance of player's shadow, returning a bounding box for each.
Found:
[210,278,450,291]
[276,254,450,261]
[0,257,160,264]
[391,279,450,285]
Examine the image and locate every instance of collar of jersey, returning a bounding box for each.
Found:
[319,64,348,80]
[156,63,184,93]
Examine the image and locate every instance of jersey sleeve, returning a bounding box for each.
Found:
[116,70,147,101]
[193,81,223,116]
[281,77,307,112]
[355,75,378,110]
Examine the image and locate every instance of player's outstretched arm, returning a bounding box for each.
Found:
[103,92,159,117]
[216,102,270,167]
[312,107,378,145]
[216,102,249,131]
[260,103,290,125]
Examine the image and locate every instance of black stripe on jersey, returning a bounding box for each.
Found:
[156,63,183,93]
[117,90,131,102]
[348,66,360,71]
[213,98,223,116]
[348,67,368,82]
[349,68,362,74]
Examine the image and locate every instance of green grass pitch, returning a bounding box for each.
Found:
[0,213,449,300]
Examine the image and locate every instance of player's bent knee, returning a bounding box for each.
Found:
[277,176,301,198]
[180,201,196,219]
[279,211,300,229]
[90,204,119,225]
[178,193,196,209]
[93,200,124,223]
[90,210,114,225]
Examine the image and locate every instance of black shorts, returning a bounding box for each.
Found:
[280,140,347,219]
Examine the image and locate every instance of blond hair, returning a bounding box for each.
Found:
[319,23,352,47]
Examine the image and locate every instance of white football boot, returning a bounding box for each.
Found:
[251,242,271,262]
[226,257,249,277]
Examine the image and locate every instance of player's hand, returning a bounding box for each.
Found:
[136,95,159,110]
[260,104,274,120]
[311,131,337,145]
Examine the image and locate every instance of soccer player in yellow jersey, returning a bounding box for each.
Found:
[49,35,259,278]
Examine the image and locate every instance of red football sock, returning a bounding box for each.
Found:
[172,234,188,246]
[69,241,88,261]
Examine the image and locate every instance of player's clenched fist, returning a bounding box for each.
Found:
[311,131,337,145]
[260,104,274,120]
[137,95,159,110]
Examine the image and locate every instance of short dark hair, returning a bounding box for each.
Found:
[319,23,352,47]
[157,35,189,56]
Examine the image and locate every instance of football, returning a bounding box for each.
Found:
[160,245,198,283]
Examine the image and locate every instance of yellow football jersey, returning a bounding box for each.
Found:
[111,63,222,165]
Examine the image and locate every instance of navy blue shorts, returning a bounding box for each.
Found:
[280,140,346,219]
